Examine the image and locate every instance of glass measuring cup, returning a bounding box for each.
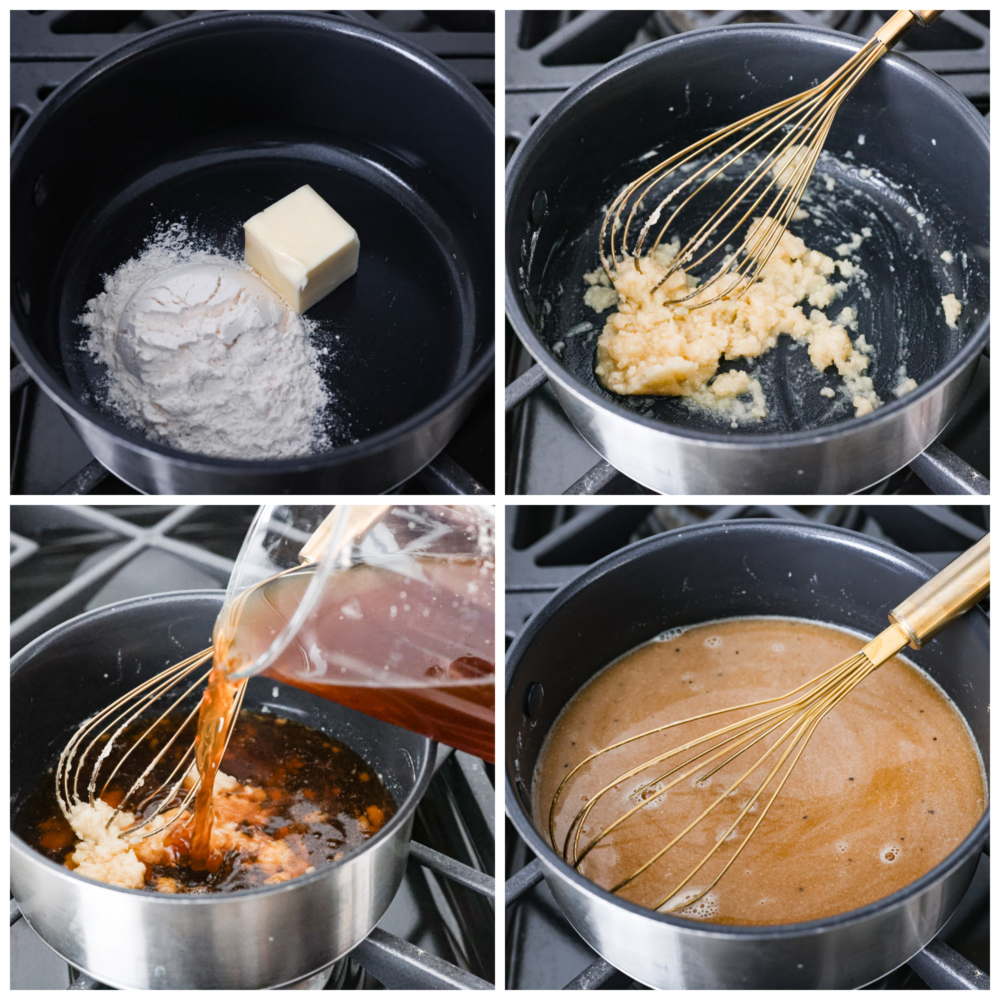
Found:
[214,504,495,761]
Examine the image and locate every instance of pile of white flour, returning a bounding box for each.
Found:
[79,223,331,460]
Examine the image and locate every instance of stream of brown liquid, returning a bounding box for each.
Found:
[191,555,495,865]
[534,618,985,926]
[189,632,242,868]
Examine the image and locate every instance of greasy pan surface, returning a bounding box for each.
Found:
[505,522,989,988]
[12,13,493,493]
[11,592,435,989]
[505,26,988,485]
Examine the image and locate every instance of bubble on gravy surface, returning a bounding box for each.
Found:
[533,617,985,926]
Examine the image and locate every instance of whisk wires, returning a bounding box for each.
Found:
[56,562,312,840]
[598,22,903,310]
[549,645,888,914]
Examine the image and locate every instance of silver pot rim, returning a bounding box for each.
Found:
[504,23,990,452]
[504,519,990,940]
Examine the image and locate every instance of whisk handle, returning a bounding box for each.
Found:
[889,533,989,648]
[876,10,942,47]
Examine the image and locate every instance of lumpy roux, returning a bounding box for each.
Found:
[533,618,985,925]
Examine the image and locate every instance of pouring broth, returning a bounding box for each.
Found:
[188,552,493,866]
[218,556,495,761]
[533,617,985,925]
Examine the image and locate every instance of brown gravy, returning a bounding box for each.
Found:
[533,618,985,925]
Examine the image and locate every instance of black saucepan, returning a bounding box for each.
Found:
[505,25,989,493]
[12,12,493,494]
[505,520,989,988]
[11,592,434,989]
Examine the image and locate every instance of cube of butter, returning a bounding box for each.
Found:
[244,184,359,314]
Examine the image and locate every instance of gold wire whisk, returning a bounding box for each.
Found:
[54,565,301,841]
[548,532,988,914]
[598,11,942,311]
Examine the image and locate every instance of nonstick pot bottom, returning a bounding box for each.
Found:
[539,150,976,436]
[57,135,477,455]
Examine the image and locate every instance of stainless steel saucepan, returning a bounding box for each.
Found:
[11,592,435,990]
[505,521,989,988]
[505,26,989,494]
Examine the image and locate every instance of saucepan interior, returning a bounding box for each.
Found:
[506,24,988,437]
[11,591,434,989]
[11,591,432,813]
[505,521,988,988]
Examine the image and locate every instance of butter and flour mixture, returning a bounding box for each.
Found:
[585,219,885,423]
[80,223,331,459]
[18,709,396,895]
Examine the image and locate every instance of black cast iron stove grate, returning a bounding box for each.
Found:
[10,10,494,496]
[10,505,495,989]
[504,503,989,990]
[505,10,989,496]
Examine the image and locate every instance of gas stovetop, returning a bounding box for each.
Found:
[505,503,989,990]
[10,505,495,989]
[10,10,494,496]
[505,10,989,496]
